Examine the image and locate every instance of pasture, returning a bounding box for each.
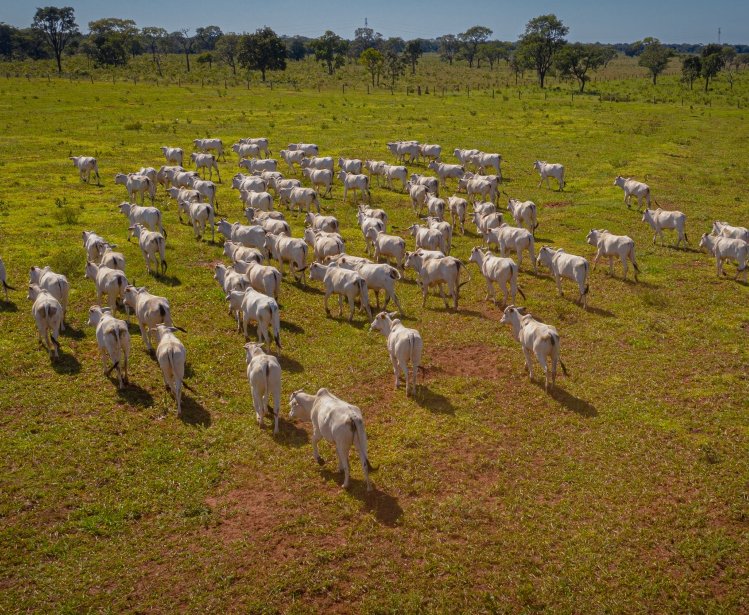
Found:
[0,75,747,613]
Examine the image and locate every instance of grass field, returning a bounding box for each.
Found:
[0,74,748,613]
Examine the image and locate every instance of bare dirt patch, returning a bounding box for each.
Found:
[544,200,573,208]
[424,343,509,381]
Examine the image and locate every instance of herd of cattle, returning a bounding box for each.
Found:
[3,137,749,491]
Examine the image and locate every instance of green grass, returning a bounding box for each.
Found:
[0,73,747,613]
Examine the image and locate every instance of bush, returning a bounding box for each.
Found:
[49,247,83,278]
[53,197,83,225]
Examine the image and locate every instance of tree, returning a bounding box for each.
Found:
[238,27,287,82]
[637,38,672,85]
[681,55,701,90]
[87,18,138,67]
[722,46,739,89]
[700,44,725,92]
[286,36,308,61]
[171,29,195,72]
[195,25,222,51]
[403,39,423,74]
[141,27,167,76]
[438,34,459,65]
[216,33,240,74]
[197,52,213,69]
[479,41,512,70]
[518,14,568,88]
[458,26,492,68]
[309,30,348,75]
[0,23,14,59]
[510,48,532,85]
[359,47,383,86]
[350,27,382,58]
[384,50,405,87]
[555,43,609,92]
[624,41,645,57]
[32,6,78,73]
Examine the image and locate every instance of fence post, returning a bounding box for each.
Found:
[492,89,495,99]
[367,84,369,94]
[467,85,470,97]
[417,85,421,95]
[342,84,345,94]
[201,78,204,87]
[247,78,250,89]
[90,75,94,84]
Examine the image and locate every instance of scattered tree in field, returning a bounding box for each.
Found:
[510,48,532,85]
[458,26,492,68]
[385,37,405,54]
[359,47,383,86]
[238,27,287,82]
[350,27,382,58]
[722,47,740,89]
[32,6,78,73]
[197,52,213,69]
[215,33,240,75]
[403,39,423,74]
[637,38,672,85]
[171,29,195,72]
[479,41,512,69]
[681,55,701,90]
[438,34,459,65]
[518,14,568,88]
[384,50,405,86]
[87,18,138,67]
[141,27,167,76]
[286,36,308,61]
[195,26,222,51]
[0,23,13,59]
[555,43,610,92]
[700,44,725,92]
[624,40,645,57]
[309,30,348,75]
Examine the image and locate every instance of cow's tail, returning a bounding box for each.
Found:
[457,260,472,289]
[2,280,16,292]
[271,302,281,348]
[350,415,375,472]
[389,266,401,280]
[45,304,61,349]
[272,270,282,298]
[629,243,640,272]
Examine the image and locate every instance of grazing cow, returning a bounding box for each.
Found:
[224,241,265,265]
[357,211,386,255]
[459,175,496,203]
[178,200,216,242]
[304,228,345,263]
[699,233,749,281]
[419,143,442,164]
[239,137,272,158]
[409,173,439,196]
[404,253,469,310]
[447,196,468,234]
[469,247,524,306]
[130,224,167,275]
[154,325,186,417]
[238,288,281,348]
[28,266,69,330]
[28,284,62,358]
[244,342,281,433]
[84,261,128,312]
[301,168,333,198]
[642,208,688,247]
[87,305,130,388]
[507,198,538,236]
[338,171,371,203]
[119,202,166,239]
[0,256,15,300]
[333,257,403,313]
[534,161,565,191]
[123,286,178,352]
[383,164,409,192]
[217,220,267,250]
[408,223,446,254]
[233,260,282,299]
[190,152,221,182]
[289,388,372,491]
[586,229,639,281]
[265,234,308,284]
[536,247,589,308]
[193,138,225,161]
[115,173,154,204]
[614,176,650,209]
[338,158,362,174]
[70,156,100,184]
[712,221,749,244]
[370,311,422,395]
[308,262,371,321]
[428,161,464,187]
[160,146,183,166]
[486,225,536,272]
[373,231,407,270]
[426,217,452,255]
[500,306,567,392]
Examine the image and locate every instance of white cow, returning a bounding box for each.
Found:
[300,156,334,173]
[409,173,439,196]
[160,146,183,166]
[193,137,225,161]
[157,165,186,188]
[240,190,274,212]
[453,148,480,166]
[338,171,370,203]
[99,246,126,272]
[404,253,469,310]
[459,175,495,203]
[308,262,371,321]
[119,202,166,238]
[699,233,748,281]
[642,208,688,247]
[364,159,388,187]
[302,168,333,198]
[232,142,260,160]
[387,141,419,164]
[536,247,589,308]
[486,225,536,272]
[712,221,749,244]
[233,173,268,193]
[70,156,100,184]
[28,266,69,330]
[447,196,468,235]
[338,158,362,174]
[239,288,281,348]
[425,195,446,221]
[500,306,567,392]
[0,256,15,300]
[186,177,218,208]
[280,186,321,214]
[357,212,386,255]
[122,286,178,352]
[82,230,109,263]
[370,311,422,395]
[178,200,215,242]
[239,137,271,158]
[473,210,503,236]
[244,342,281,433]
[333,257,403,313]
[232,260,282,299]
[217,220,267,250]
[214,263,249,294]
[27,284,62,357]
[239,158,278,173]
[373,231,407,270]
[279,149,307,172]
[224,241,265,265]
[428,161,464,187]
[84,261,128,312]
[130,224,167,275]
[305,212,339,233]
[287,143,319,156]
[473,152,502,177]
[289,388,372,490]
[357,204,388,227]
[469,247,524,306]
[408,181,430,216]
[190,152,221,182]
[304,228,345,263]
[383,164,409,192]
[507,198,538,236]
[154,325,186,417]
[87,305,130,388]
[115,173,154,204]
[167,186,201,204]
[614,176,650,209]
[426,217,452,254]
[586,229,640,281]
[265,234,308,284]
[408,224,446,254]
[419,143,442,164]
[534,161,565,191]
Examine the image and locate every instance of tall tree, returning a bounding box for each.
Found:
[286,36,308,61]
[141,27,167,76]
[403,39,423,74]
[238,27,287,82]
[350,27,382,58]
[384,50,405,86]
[637,38,672,85]
[359,47,383,86]
[32,6,78,73]
[171,29,195,72]
[438,34,459,65]
[518,14,568,88]
[195,25,222,51]
[509,48,532,85]
[0,23,15,59]
[699,44,726,92]
[309,30,348,75]
[215,33,240,75]
[555,43,609,92]
[479,41,512,70]
[87,18,138,66]
[681,55,701,90]
[458,26,492,68]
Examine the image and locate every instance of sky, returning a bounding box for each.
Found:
[5,0,749,44]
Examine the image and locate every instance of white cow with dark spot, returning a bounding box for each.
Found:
[233,260,282,299]
[265,234,308,284]
[123,286,178,353]
[404,252,469,310]
[70,156,100,184]
[333,257,403,313]
[486,224,536,272]
[507,198,538,236]
[84,261,128,312]
[586,229,639,281]
[27,284,62,357]
[308,262,371,321]
[447,196,468,234]
[154,325,186,417]
[130,224,167,275]
[28,266,69,330]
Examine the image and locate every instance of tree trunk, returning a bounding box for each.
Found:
[371,71,375,87]
[539,70,545,88]
[261,68,266,82]
[55,51,62,74]
[704,76,709,92]
[652,72,657,85]
[580,79,585,92]
[155,56,163,78]
[231,62,236,76]
[185,51,191,73]
[411,61,416,75]
[327,60,333,75]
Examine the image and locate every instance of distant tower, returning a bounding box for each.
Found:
[365,17,368,28]
[718,27,721,44]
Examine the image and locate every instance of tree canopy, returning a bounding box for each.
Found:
[458,26,493,68]
[518,14,568,88]
[238,27,287,82]
[309,30,348,75]
[637,38,672,85]
[32,6,79,73]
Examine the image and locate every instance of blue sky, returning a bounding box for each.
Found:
[5,0,749,43]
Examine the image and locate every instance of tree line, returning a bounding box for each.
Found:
[2,7,748,91]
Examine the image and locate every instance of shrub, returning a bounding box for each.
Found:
[53,197,83,225]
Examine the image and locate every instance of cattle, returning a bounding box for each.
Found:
[232,173,268,194]
[426,217,452,254]
[699,233,748,281]
[469,247,524,306]
[84,261,128,312]
[586,229,640,281]
[265,234,308,284]
[193,137,225,161]
[123,286,178,353]
[473,201,497,217]
[186,177,218,208]
[507,198,538,236]
[408,223,446,254]
[239,158,278,173]
[190,152,221,182]
[82,230,109,263]
[338,171,371,203]
[332,257,403,314]
[485,224,536,272]
[428,161,464,187]
[357,211,386,255]
[244,342,282,433]
[473,152,502,177]
[287,143,319,156]
[279,148,307,172]
[70,156,100,184]
[160,146,184,166]
[217,220,267,251]
[642,208,688,247]
[387,141,419,164]
[458,175,496,203]
[447,196,468,235]
[167,186,201,204]
[28,266,69,330]
[500,306,567,392]
[357,204,388,227]
[472,210,503,236]
[712,221,749,244]
[305,212,339,234]
[301,168,334,198]
[0,256,15,300]
[129,224,167,275]
[383,164,409,192]
[119,202,166,239]
[232,142,260,160]
[372,231,407,270]
[154,325,187,417]
[303,228,345,263]
[419,143,442,164]
[363,159,388,187]
[370,311,423,395]
[289,388,372,491]
[453,148,480,166]
[232,260,282,299]
[214,263,249,294]
[425,195,446,221]
[27,284,62,358]
[178,200,215,242]
[244,209,289,237]
[99,246,126,272]
[230,288,281,348]
[170,170,199,189]
[300,156,335,173]
[404,253,469,310]
[87,306,130,389]
[534,161,565,191]
[308,262,371,321]
[239,190,274,212]
[536,247,589,308]
[408,181,430,216]
[239,137,272,158]
[157,165,186,189]
[409,173,439,196]
[338,158,362,174]
[279,186,321,214]
[614,176,650,209]
[115,173,154,204]
[223,241,265,266]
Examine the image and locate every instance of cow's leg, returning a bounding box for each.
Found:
[436,283,449,308]
[485,279,494,303]
[311,427,324,465]
[337,442,351,488]
[347,294,355,322]
[621,256,628,279]
[555,274,564,297]
[608,256,614,276]
[538,353,550,392]
[324,290,331,316]
[522,346,534,381]
[391,355,400,389]
[139,322,152,352]
[592,251,601,271]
